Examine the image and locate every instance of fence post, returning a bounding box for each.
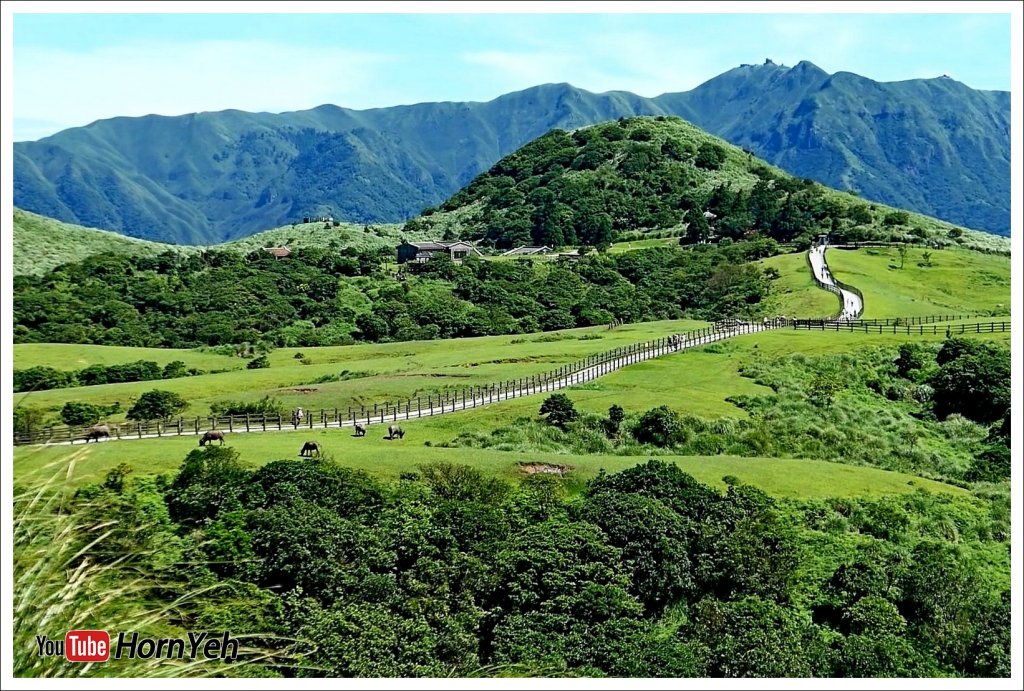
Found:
[195,417,200,434]
[178,418,183,435]
[277,413,282,430]
[245,413,250,432]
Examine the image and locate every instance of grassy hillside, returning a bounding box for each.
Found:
[826,247,1011,318]
[14,325,1007,493]
[217,219,412,254]
[412,116,1000,252]
[758,247,1010,319]
[759,251,840,317]
[12,208,192,275]
[12,208,420,276]
[13,319,705,420]
[14,324,1008,447]
[12,435,963,498]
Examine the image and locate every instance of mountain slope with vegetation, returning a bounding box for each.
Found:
[410,116,985,250]
[664,60,1011,236]
[12,208,413,276]
[13,64,1009,243]
[12,208,193,276]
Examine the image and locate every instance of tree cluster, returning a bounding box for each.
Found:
[64,455,1009,678]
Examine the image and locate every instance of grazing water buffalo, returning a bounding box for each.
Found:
[199,430,226,446]
[354,423,367,437]
[300,441,321,457]
[387,424,405,440]
[83,424,111,443]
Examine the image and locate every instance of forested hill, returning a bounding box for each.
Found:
[410,116,973,249]
[13,63,1009,243]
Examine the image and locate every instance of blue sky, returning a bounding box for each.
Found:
[12,10,1013,141]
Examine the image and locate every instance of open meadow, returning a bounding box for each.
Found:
[825,246,1010,318]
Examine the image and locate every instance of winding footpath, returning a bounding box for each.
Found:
[808,241,863,320]
[20,244,937,447]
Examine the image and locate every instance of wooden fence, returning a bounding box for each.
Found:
[14,320,771,446]
[14,317,1012,447]
[789,320,1010,336]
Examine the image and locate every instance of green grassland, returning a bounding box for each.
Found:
[544,327,1009,421]
[12,208,194,276]
[759,251,841,318]
[15,317,1009,427]
[14,326,1007,496]
[826,247,1011,318]
[607,237,682,253]
[11,343,242,372]
[13,431,963,500]
[14,320,707,420]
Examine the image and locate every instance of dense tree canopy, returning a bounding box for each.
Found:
[58,455,1010,678]
[13,240,779,350]
[417,117,898,249]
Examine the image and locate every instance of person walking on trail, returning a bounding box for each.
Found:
[293,407,304,426]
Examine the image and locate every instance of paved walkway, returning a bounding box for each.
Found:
[808,242,863,320]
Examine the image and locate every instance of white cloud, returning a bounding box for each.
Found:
[14,40,396,139]
[462,30,720,101]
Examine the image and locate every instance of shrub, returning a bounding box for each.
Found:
[209,396,285,418]
[633,405,684,447]
[127,390,189,421]
[539,394,578,429]
[694,142,727,170]
[60,401,107,426]
[161,360,190,379]
[13,407,47,436]
[247,355,270,370]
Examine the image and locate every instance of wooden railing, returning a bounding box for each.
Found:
[13,320,773,446]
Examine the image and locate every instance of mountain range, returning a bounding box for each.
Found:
[13,60,1010,244]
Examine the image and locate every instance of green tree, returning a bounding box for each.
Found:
[687,597,828,677]
[166,446,251,525]
[539,393,578,429]
[13,406,47,437]
[836,596,930,676]
[583,490,695,614]
[848,204,873,225]
[60,401,106,426]
[126,389,189,420]
[929,342,1009,423]
[883,211,911,227]
[685,209,711,244]
[895,343,928,380]
[632,405,683,447]
[604,404,626,437]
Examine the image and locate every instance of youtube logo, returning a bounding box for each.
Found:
[64,630,110,662]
